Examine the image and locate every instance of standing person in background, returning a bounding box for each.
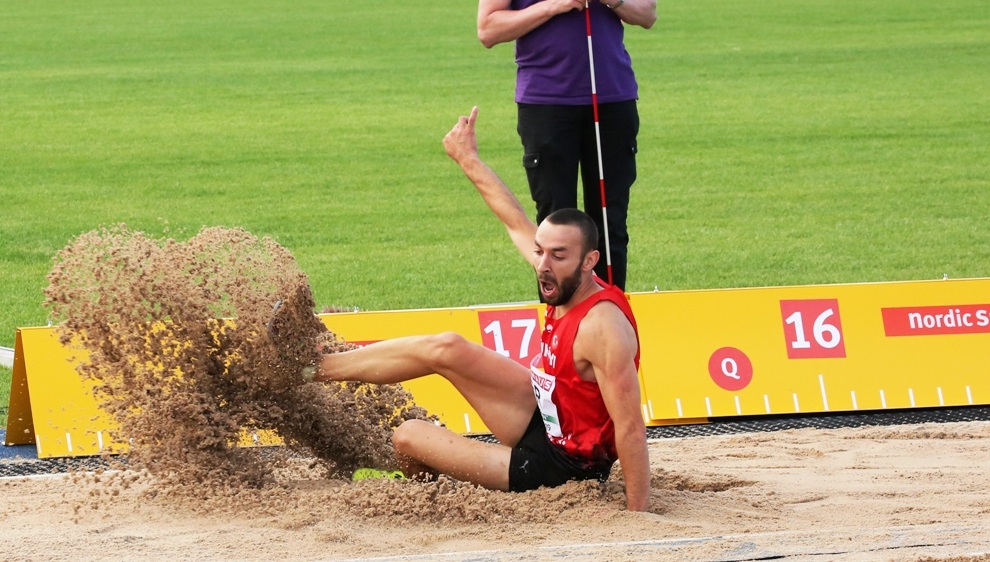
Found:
[477,0,657,291]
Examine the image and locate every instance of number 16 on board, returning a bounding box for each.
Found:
[779,299,847,359]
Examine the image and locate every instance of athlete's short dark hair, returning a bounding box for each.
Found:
[543,208,599,255]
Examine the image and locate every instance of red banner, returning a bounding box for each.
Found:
[882,304,990,337]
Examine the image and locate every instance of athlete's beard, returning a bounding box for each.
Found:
[538,262,584,306]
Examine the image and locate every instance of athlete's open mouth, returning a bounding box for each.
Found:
[540,280,556,298]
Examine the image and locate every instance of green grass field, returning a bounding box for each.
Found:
[2,0,988,425]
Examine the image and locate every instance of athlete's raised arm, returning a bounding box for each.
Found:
[444,107,539,269]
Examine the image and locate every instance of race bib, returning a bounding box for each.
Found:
[530,356,562,438]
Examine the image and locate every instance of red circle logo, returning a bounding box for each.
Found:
[708,347,753,391]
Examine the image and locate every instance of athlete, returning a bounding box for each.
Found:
[312,107,649,511]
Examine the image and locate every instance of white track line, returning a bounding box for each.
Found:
[332,522,990,562]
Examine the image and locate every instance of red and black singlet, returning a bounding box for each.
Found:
[529,279,640,468]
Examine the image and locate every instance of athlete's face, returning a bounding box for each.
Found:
[538,260,583,306]
[533,222,597,306]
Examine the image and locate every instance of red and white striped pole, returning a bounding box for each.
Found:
[584,3,614,286]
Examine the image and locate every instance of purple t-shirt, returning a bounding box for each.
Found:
[512,0,638,105]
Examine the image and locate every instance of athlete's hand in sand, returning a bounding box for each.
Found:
[301,365,317,383]
[443,106,480,166]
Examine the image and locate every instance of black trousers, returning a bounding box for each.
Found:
[517,100,639,290]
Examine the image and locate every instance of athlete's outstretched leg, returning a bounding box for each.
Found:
[315,332,536,446]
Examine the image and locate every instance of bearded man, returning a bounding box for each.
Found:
[312,107,649,512]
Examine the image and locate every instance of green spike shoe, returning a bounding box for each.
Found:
[352,468,406,481]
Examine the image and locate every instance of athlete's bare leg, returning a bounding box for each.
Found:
[315,332,536,446]
[392,419,513,491]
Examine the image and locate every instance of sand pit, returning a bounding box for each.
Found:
[5,226,988,560]
[2,421,990,561]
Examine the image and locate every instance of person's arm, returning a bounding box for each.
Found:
[576,302,650,511]
[598,0,657,29]
[477,0,586,48]
[443,107,539,268]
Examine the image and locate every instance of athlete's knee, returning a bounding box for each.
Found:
[421,331,472,372]
[392,419,430,458]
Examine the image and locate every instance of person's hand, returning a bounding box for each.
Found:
[301,365,317,383]
[443,106,480,165]
[534,0,584,15]
[555,0,586,13]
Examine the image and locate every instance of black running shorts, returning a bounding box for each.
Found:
[507,409,613,493]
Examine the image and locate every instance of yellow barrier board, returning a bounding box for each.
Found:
[4,327,120,457]
[2,303,546,457]
[5,279,989,458]
[632,278,990,421]
[4,330,34,446]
